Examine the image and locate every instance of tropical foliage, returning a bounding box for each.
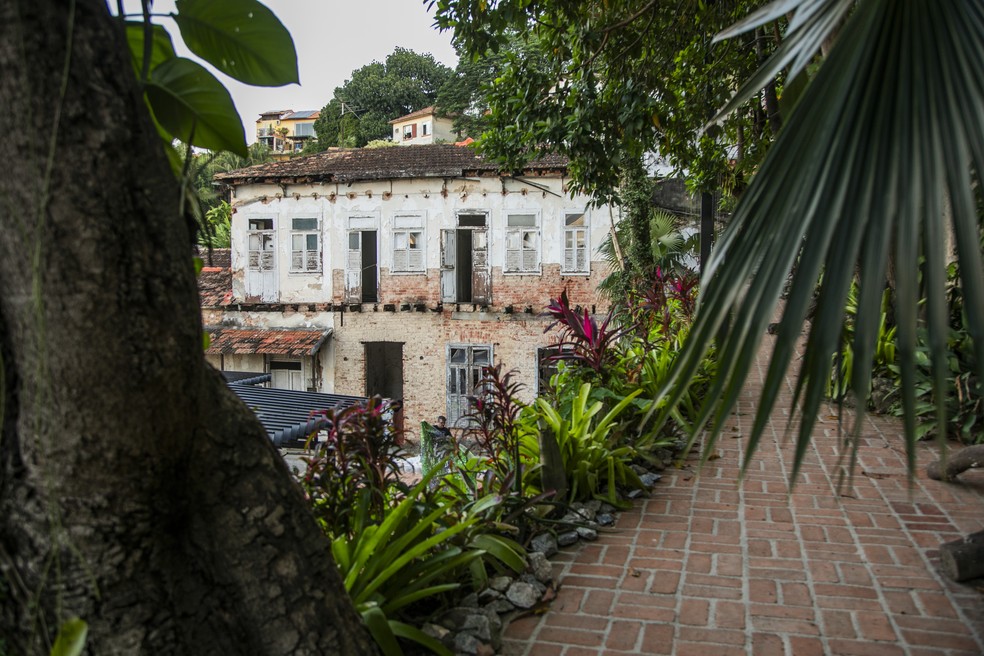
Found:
[432,0,780,201]
[123,0,296,158]
[299,399,527,655]
[298,266,710,652]
[654,0,984,482]
[831,265,983,446]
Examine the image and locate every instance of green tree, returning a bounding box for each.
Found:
[433,35,540,139]
[312,97,359,148]
[313,48,454,148]
[0,0,376,653]
[188,142,274,213]
[433,0,778,202]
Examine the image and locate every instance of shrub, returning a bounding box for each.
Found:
[300,396,408,539]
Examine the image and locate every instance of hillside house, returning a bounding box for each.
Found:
[389,106,456,145]
[213,144,618,435]
[256,109,320,156]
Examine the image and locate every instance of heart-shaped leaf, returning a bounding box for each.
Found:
[145,57,247,156]
[173,0,299,87]
[125,21,176,79]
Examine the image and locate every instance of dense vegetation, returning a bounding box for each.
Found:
[297,226,712,653]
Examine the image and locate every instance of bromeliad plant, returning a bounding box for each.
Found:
[529,382,645,506]
[333,470,522,656]
[300,399,528,656]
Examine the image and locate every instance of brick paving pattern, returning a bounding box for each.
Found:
[504,334,984,655]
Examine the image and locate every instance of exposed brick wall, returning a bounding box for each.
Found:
[329,263,612,311]
[331,310,573,442]
[489,264,609,310]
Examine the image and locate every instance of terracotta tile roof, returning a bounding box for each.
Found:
[196,248,232,308]
[214,144,569,185]
[205,328,331,357]
[389,105,437,124]
[198,270,232,308]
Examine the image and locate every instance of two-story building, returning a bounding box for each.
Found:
[389,106,457,146]
[212,144,617,435]
[256,109,320,156]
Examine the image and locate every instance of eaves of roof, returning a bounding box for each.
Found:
[388,105,437,124]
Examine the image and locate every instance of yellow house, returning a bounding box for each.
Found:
[256,110,320,157]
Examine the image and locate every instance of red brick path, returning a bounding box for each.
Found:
[504,334,984,655]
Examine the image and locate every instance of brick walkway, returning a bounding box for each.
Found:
[503,334,984,655]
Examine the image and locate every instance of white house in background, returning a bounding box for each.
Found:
[389,106,457,145]
[213,143,619,436]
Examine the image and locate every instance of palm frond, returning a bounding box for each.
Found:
[660,0,984,484]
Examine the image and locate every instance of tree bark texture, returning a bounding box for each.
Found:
[0,2,376,654]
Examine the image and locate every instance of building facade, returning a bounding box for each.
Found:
[389,106,457,146]
[213,144,617,437]
[256,109,320,156]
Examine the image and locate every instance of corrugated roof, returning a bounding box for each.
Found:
[388,105,436,124]
[222,371,273,386]
[215,143,569,185]
[230,384,366,446]
[206,327,331,356]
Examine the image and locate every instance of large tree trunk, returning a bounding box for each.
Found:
[0,2,376,654]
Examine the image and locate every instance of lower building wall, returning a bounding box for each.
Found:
[331,310,568,442]
[330,264,608,310]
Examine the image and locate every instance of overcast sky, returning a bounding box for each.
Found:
[148,0,459,143]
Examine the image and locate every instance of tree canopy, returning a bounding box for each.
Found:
[313,48,454,148]
[433,0,781,202]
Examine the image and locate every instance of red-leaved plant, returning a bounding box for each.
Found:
[544,288,633,377]
[300,396,409,538]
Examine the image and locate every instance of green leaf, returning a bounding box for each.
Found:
[173,0,299,86]
[391,621,454,656]
[360,605,403,656]
[145,57,247,156]
[667,0,984,483]
[469,533,526,572]
[125,22,176,78]
[50,618,88,656]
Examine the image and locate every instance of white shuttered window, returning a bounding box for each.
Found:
[290,217,321,272]
[392,214,425,273]
[504,213,539,273]
[563,211,589,273]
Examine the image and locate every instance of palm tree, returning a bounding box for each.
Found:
[660,0,984,483]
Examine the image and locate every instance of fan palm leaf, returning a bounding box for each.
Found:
[659,0,984,485]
